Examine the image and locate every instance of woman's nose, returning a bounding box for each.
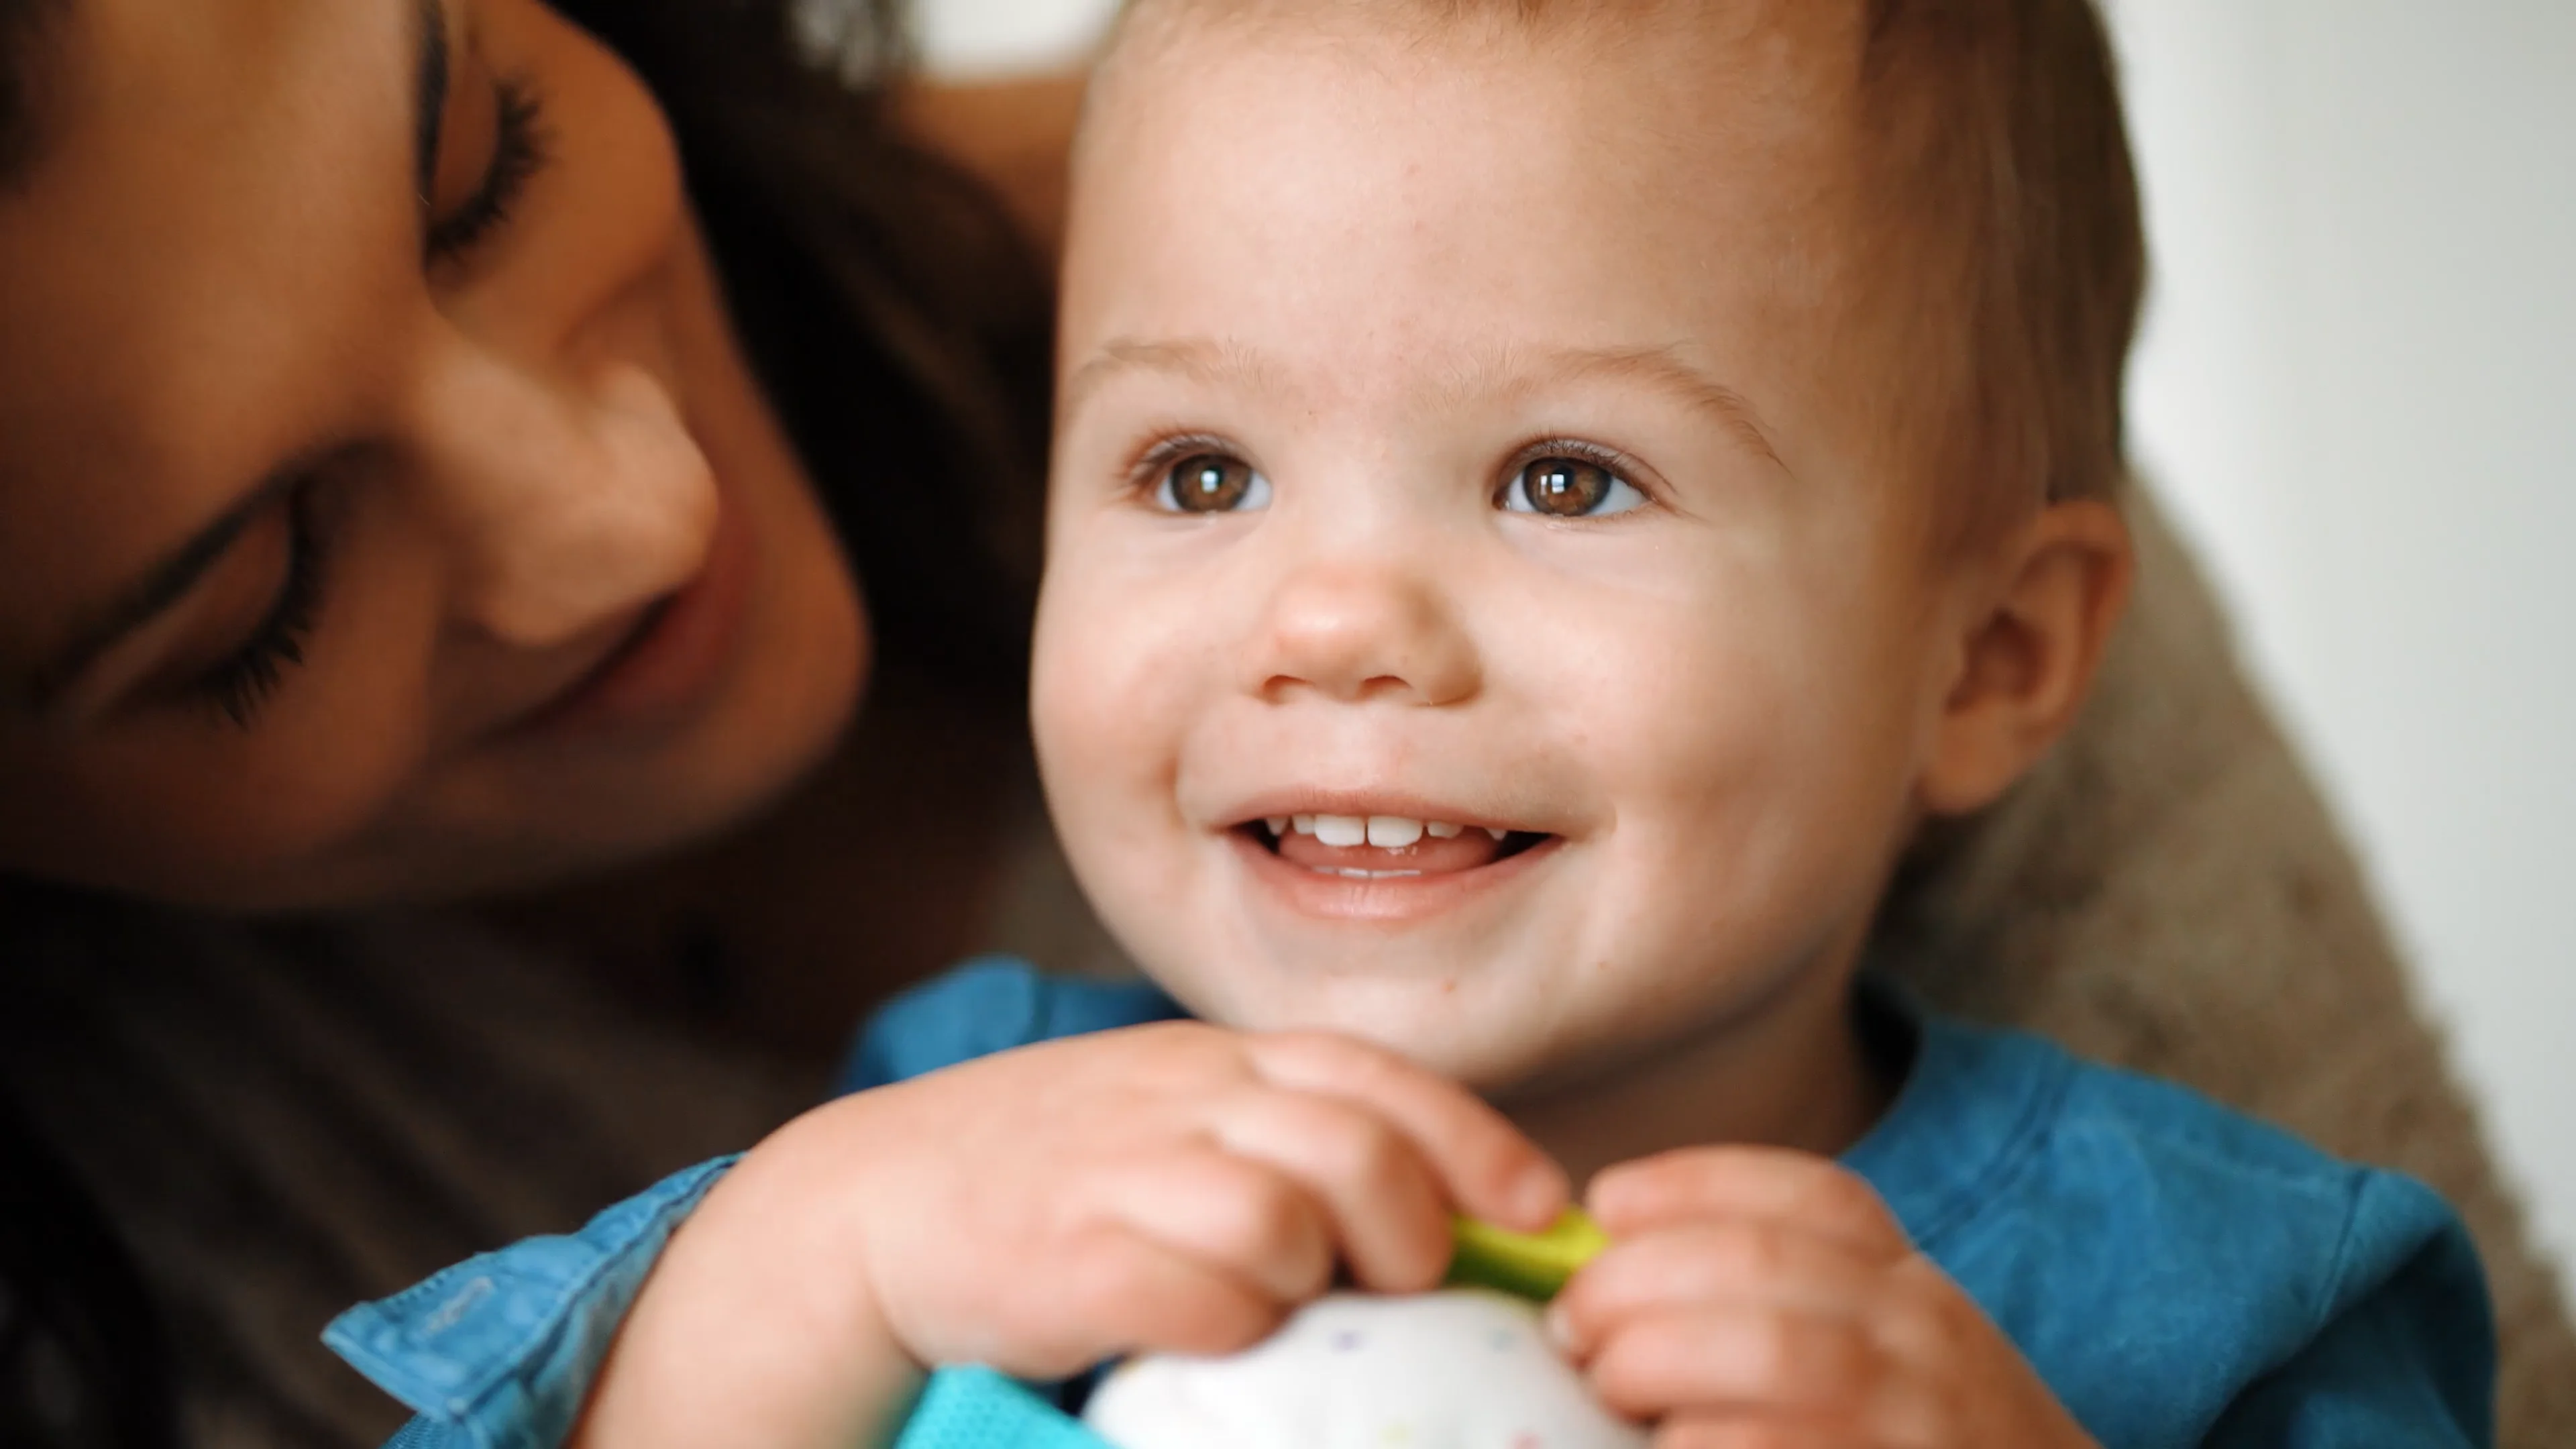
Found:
[1246,555,1482,707]
[417,353,717,651]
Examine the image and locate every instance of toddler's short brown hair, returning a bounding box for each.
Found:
[1858,0,2145,539]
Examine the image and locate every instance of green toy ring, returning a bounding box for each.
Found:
[1444,1208,1609,1301]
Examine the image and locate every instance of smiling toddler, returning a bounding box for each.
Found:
[557,1,2497,1444]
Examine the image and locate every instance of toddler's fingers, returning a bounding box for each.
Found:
[1094,1148,1336,1305]
[1589,1148,1908,1259]
[1552,1223,1884,1356]
[1854,1253,2019,1379]
[1585,1302,1883,1424]
[1212,1087,1452,1292]
[1654,1411,1874,1449]
[1026,1224,1289,1374]
[1246,1031,1568,1229]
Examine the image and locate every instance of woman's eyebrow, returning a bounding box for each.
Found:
[413,0,450,207]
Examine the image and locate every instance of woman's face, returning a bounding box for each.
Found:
[0,0,869,908]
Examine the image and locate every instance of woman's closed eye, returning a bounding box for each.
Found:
[427,72,551,266]
[187,484,333,729]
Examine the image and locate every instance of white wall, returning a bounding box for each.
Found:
[2104,0,2576,1271]
[912,0,2576,1273]
[910,0,1114,74]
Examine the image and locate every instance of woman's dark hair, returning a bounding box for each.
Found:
[559,0,1057,698]
[0,4,1057,1444]
[0,1089,176,1449]
[0,0,65,190]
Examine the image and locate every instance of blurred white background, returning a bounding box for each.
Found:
[2103,0,2575,1275]
[907,0,2576,1274]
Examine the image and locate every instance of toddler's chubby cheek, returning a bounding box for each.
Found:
[1084,1289,1646,1449]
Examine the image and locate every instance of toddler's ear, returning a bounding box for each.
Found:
[1919,499,2133,816]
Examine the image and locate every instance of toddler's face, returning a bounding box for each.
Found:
[1036,9,1970,1093]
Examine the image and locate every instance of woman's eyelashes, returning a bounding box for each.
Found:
[427,76,549,264]
[191,488,331,729]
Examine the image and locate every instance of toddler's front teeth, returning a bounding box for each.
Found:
[1279,813,1481,847]
[1313,814,1368,847]
[1366,816,1425,849]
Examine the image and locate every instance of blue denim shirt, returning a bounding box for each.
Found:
[327,1159,735,1449]
[330,959,2496,1447]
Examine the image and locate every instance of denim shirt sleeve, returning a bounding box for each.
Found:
[323,960,1167,1449]
[323,1157,737,1449]
[2200,1173,2497,1448]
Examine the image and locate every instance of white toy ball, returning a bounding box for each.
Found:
[1082,1288,1648,1449]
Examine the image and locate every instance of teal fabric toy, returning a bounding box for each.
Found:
[894,1212,1644,1449]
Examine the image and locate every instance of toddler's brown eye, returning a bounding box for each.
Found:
[1504,455,1645,517]
[1155,452,1272,513]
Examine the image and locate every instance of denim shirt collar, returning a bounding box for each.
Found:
[1839,974,2075,1251]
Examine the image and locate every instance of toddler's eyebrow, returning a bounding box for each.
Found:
[1059,337,1284,423]
[1523,345,1784,468]
[1061,337,1781,466]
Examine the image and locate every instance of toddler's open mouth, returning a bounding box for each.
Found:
[1238,814,1552,879]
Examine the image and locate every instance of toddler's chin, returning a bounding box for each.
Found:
[1188,976,1576,1095]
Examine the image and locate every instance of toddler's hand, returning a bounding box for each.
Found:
[1550,1148,2097,1449]
[580,1023,1563,1449]
[840,1023,1564,1377]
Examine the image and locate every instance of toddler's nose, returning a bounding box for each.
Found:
[1248,558,1481,707]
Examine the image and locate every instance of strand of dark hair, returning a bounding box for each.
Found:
[558,0,1057,702]
[0,0,66,190]
[0,1071,178,1448]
